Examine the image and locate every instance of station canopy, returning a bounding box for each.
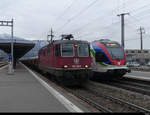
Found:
[0,34,35,60]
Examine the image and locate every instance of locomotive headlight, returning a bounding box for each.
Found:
[74,44,78,47]
[64,65,68,68]
[85,65,88,68]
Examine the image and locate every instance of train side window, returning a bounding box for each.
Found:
[45,49,47,56]
[40,50,43,56]
[95,52,107,62]
[55,45,61,57]
[39,50,41,56]
[47,47,50,56]
[43,49,46,56]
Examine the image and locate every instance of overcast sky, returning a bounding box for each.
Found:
[0,0,150,49]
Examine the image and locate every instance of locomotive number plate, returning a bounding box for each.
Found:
[72,65,81,68]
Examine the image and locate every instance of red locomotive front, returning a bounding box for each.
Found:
[38,35,92,86]
[54,43,91,69]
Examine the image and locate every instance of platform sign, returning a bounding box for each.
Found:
[8,54,12,62]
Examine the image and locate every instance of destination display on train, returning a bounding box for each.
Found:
[105,43,120,47]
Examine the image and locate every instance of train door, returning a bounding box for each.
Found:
[47,46,52,67]
[45,48,49,67]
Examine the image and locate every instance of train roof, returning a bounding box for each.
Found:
[92,39,119,44]
[53,40,89,44]
[40,39,89,50]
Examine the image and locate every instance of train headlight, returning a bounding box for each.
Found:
[64,65,68,68]
[85,65,88,68]
[74,44,78,47]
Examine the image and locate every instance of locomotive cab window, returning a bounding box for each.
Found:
[95,52,107,62]
[61,44,74,57]
[78,44,89,57]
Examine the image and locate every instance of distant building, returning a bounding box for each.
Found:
[125,49,150,65]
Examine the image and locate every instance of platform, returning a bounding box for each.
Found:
[0,63,89,112]
[125,70,150,81]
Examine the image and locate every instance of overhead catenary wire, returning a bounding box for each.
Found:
[42,0,77,41]
[46,0,150,49]
[70,0,140,35]
[72,18,121,40]
[73,1,150,49]
[51,0,77,28]
[75,19,142,43]
[55,0,101,33]
[54,0,142,39]
[36,0,150,42]
[123,23,148,42]
[125,34,149,42]
[123,3,150,27]
[54,1,116,35]
[75,9,150,42]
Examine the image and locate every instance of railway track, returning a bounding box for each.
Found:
[96,77,150,96]
[63,86,150,113]
[63,87,112,113]
[0,63,7,68]
[87,88,150,113]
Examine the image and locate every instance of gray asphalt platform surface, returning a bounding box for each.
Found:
[0,64,73,112]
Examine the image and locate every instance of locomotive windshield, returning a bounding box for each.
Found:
[61,44,74,57]
[78,44,89,57]
[104,43,124,60]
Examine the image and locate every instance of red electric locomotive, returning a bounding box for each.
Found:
[38,34,92,86]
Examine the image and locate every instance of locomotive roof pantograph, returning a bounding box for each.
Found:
[40,34,89,51]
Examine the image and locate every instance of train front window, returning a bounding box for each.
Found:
[61,44,74,57]
[78,44,89,57]
[107,47,124,60]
